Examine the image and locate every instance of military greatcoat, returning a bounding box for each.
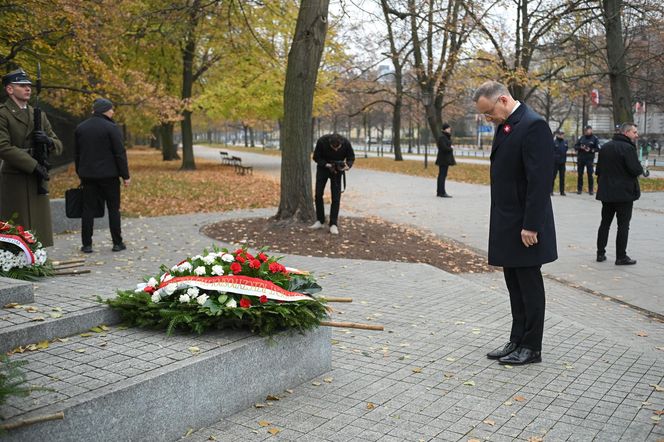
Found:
[0,98,63,246]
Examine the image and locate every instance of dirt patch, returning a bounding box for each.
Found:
[201,216,495,274]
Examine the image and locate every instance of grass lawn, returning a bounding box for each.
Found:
[49,147,280,217]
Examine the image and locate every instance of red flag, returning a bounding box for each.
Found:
[590,89,599,107]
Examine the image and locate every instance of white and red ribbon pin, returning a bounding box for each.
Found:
[503,124,512,134]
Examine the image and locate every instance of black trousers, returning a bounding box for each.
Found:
[577,156,594,192]
[596,201,633,259]
[503,266,545,352]
[315,168,342,226]
[552,163,565,194]
[437,165,449,196]
[81,177,123,247]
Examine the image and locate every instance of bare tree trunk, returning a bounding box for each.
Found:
[274,0,329,223]
[602,0,633,125]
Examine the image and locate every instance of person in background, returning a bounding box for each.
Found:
[595,122,643,265]
[574,125,600,195]
[552,130,568,196]
[74,98,130,253]
[435,123,456,198]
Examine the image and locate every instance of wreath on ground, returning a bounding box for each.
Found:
[104,246,328,336]
[0,220,52,281]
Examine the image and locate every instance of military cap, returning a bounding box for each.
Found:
[2,69,32,86]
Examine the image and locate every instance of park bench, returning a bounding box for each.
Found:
[235,164,253,175]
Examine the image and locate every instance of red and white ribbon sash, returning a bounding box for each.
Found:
[0,234,35,265]
[157,275,313,302]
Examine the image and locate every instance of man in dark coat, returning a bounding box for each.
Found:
[574,125,600,195]
[552,130,568,196]
[0,68,63,246]
[473,81,557,365]
[310,133,354,235]
[435,123,456,198]
[595,123,643,265]
[74,98,130,253]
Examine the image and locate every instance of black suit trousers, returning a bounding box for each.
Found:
[596,201,633,259]
[315,168,342,226]
[436,165,449,196]
[503,266,545,352]
[81,177,123,246]
[552,163,565,194]
[577,156,594,192]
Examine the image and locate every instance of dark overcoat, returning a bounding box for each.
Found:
[595,133,643,203]
[435,133,456,166]
[74,113,129,180]
[488,104,558,267]
[0,98,63,246]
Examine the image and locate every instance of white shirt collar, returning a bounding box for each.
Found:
[509,101,521,117]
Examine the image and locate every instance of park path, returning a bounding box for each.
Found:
[195,145,664,317]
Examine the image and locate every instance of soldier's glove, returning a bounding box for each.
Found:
[33,130,54,148]
[33,164,50,181]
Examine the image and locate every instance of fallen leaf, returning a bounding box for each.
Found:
[49,312,63,319]
[25,306,39,313]
[443,372,455,378]
[502,364,513,369]
[483,419,496,426]
[29,316,45,322]
[652,416,662,422]
[3,303,20,309]
[267,428,280,436]
[468,439,481,442]
[188,346,200,354]
[258,420,270,427]
[55,338,69,343]
[412,367,422,373]
[367,402,376,410]
[654,410,664,416]
[90,326,104,333]
[514,395,526,402]
[656,346,664,351]
[323,377,333,383]
[254,403,266,409]
[651,384,664,392]
[80,333,92,338]
[100,325,110,331]
[636,331,649,337]
[208,436,217,441]
[504,401,513,406]
[74,348,86,353]
[527,437,543,442]
[266,395,280,401]
[312,381,321,386]
[36,341,49,350]
[184,428,194,437]
[463,380,476,386]
[445,357,456,362]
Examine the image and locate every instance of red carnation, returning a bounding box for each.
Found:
[240,297,252,308]
[16,226,24,234]
[230,262,242,274]
[259,295,268,304]
[22,231,36,244]
[236,255,246,263]
[269,262,281,273]
[234,248,244,255]
[245,253,254,260]
[249,259,261,269]
[0,221,11,231]
[258,253,268,262]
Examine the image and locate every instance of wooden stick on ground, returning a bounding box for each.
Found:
[316,296,353,303]
[0,411,64,431]
[50,258,85,266]
[52,262,85,270]
[320,321,384,331]
[53,269,91,276]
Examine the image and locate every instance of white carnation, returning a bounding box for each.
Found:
[178,262,193,272]
[179,294,191,303]
[151,293,160,303]
[196,294,209,305]
[186,287,200,297]
[221,253,234,262]
[147,277,158,288]
[194,266,207,276]
[225,298,237,308]
[161,273,174,283]
[211,265,224,276]
[202,254,216,265]
[163,283,177,295]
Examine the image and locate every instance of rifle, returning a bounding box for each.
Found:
[32,62,50,195]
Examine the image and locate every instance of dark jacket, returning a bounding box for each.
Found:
[313,134,355,170]
[574,134,600,159]
[435,132,456,166]
[595,133,643,203]
[0,98,63,246]
[489,104,557,267]
[553,137,568,165]
[75,113,129,180]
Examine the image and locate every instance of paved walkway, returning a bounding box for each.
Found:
[195,145,664,317]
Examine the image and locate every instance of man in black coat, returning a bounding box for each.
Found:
[473,81,557,365]
[595,123,643,265]
[310,133,354,235]
[552,130,568,196]
[74,98,130,253]
[435,123,456,198]
[574,125,600,195]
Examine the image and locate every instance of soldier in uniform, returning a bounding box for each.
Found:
[0,68,63,246]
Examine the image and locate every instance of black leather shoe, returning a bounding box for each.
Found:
[596,253,606,262]
[112,243,127,252]
[498,347,541,365]
[615,256,636,265]
[487,342,518,360]
[80,245,93,254]
[589,191,594,195]
[560,192,566,196]
[441,193,452,198]
[577,190,582,195]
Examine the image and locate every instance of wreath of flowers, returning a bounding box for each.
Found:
[0,220,52,280]
[105,246,328,336]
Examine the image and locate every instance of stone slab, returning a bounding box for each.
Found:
[50,198,108,234]
[0,276,34,306]
[2,326,331,442]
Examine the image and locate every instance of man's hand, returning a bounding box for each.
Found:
[123,178,131,187]
[33,130,53,147]
[325,163,334,169]
[521,229,538,247]
[33,164,50,181]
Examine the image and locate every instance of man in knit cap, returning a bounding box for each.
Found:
[74,98,130,253]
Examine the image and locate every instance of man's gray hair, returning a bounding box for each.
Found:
[473,81,511,102]
[619,122,637,134]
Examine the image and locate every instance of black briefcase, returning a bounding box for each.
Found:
[65,187,105,218]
